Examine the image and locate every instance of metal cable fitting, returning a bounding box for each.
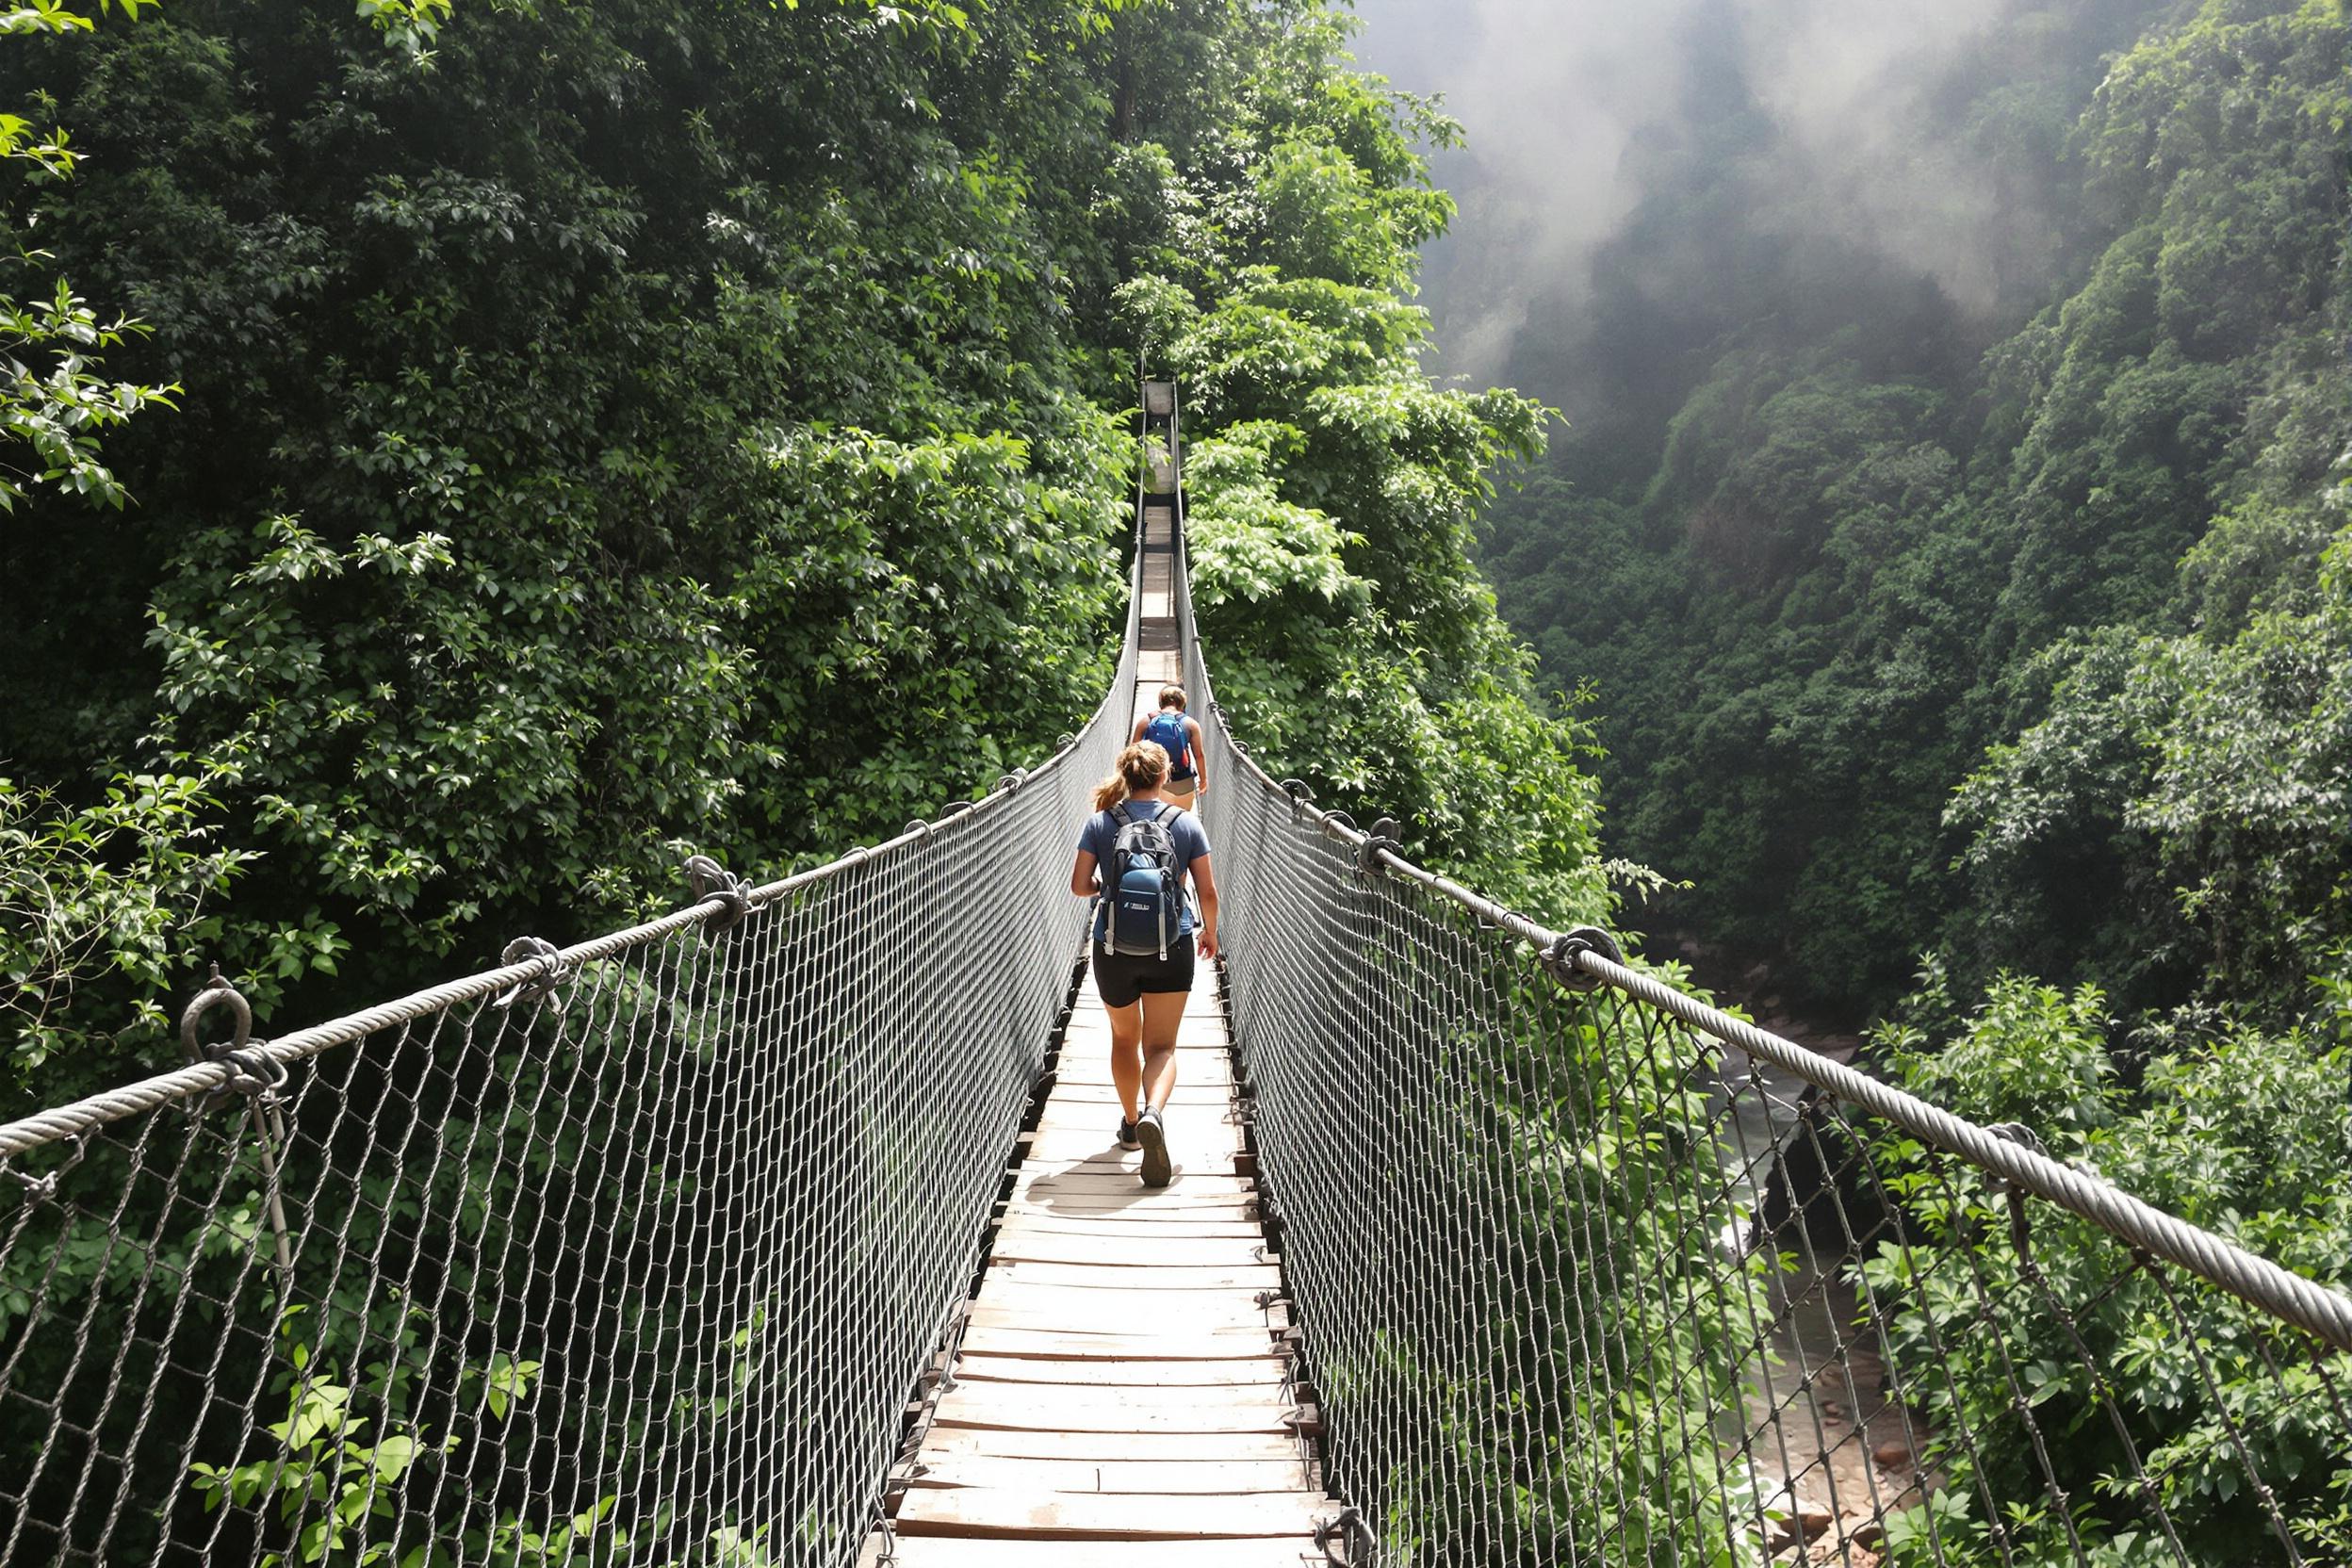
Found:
[1538,925,1625,992]
[902,818,930,839]
[683,854,753,936]
[180,966,284,1109]
[939,801,976,819]
[1281,778,1314,820]
[1315,1505,1377,1565]
[492,937,572,1012]
[996,770,1026,793]
[1356,817,1402,877]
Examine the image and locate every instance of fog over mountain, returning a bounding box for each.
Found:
[1347,0,2132,404]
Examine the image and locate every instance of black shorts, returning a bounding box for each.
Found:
[1092,933,1197,1008]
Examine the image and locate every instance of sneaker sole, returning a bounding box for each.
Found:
[1136,1116,1172,1188]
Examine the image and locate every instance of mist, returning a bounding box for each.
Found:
[1347,0,2131,404]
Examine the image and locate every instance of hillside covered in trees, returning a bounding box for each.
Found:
[1474,0,2349,1031]
[0,0,1599,1109]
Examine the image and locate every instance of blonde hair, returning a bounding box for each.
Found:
[1157,684,1188,711]
[1093,741,1170,811]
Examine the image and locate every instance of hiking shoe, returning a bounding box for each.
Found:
[1135,1106,1171,1188]
[1116,1116,1142,1152]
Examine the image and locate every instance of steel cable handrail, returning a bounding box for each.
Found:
[1168,412,2352,1565]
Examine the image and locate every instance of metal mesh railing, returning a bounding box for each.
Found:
[1171,484,2352,1566]
[0,514,1140,1565]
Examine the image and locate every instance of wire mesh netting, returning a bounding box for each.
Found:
[1173,491,2352,1567]
[0,539,1140,1566]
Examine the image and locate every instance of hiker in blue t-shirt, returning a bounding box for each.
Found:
[1068,739,1219,1187]
[1129,685,1207,815]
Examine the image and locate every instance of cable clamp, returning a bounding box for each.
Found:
[939,800,977,820]
[683,854,754,937]
[1280,778,1314,820]
[493,936,572,1012]
[903,818,931,840]
[181,965,285,1109]
[1315,1506,1377,1565]
[3,1134,85,1204]
[1538,926,1625,993]
[996,769,1027,794]
[1355,817,1401,878]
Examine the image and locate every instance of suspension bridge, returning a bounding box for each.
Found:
[0,383,2347,1568]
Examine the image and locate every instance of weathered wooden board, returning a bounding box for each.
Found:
[956,1325,1279,1362]
[918,1426,1305,1462]
[932,1391,1298,1436]
[952,1354,1287,1388]
[1013,1170,1253,1197]
[993,1216,1266,1240]
[902,1455,1313,1494]
[988,1259,1282,1292]
[967,1286,1276,1331]
[881,1538,1322,1568]
[895,1486,1331,1540]
[944,1377,1289,1412]
[987,1233,1270,1268]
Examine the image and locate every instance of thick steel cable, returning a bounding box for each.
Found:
[1168,439,2352,1565]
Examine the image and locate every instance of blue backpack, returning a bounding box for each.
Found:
[1141,710,1191,776]
[1102,803,1185,958]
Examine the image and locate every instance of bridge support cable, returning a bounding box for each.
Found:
[0,539,1146,1561]
[1168,454,2352,1563]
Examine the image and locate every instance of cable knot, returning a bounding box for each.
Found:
[1539,925,1625,992]
[1985,1121,2049,1260]
[1355,817,1401,877]
[683,854,753,937]
[493,937,571,1012]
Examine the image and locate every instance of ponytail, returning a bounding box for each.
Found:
[1094,740,1170,811]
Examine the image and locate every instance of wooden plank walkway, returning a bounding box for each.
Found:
[882,873,1332,1562]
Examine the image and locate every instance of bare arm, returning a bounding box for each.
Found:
[1070,849,1100,898]
[1185,716,1207,797]
[1190,853,1218,960]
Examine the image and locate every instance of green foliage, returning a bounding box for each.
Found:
[1481,0,2352,1016]
[1861,964,2352,1564]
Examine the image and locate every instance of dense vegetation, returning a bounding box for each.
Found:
[1470,0,2352,1559]
[1483,0,2349,1023]
[0,0,1599,1113]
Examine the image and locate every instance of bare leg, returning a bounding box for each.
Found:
[1106,998,1144,1123]
[1139,988,1186,1112]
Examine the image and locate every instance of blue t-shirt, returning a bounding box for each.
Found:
[1078,800,1212,939]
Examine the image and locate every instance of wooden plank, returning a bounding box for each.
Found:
[918,1426,1305,1462]
[942,1378,1290,1413]
[968,1284,1276,1330]
[895,1486,1331,1541]
[1035,1104,1238,1132]
[988,1233,1270,1268]
[953,1354,1287,1388]
[956,1326,1280,1362]
[988,1259,1282,1292]
[994,1216,1266,1240]
[1041,1085,1233,1105]
[903,1455,1314,1494]
[932,1390,1298,1435]
[1014,1171,1253,1196]
[887,1538,1321,1568]
[1001,1206,1262,1229]
[1021,1144,1241,1173]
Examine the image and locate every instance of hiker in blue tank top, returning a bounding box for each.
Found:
[1069,739,1219,1188]
[1129,685,1206,814]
